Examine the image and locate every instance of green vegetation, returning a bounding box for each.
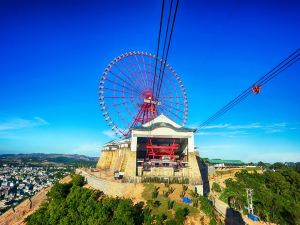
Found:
[141,176,189,184]
[26,175,194,225]
[142,183,198,222]
[0,153,97,167]
[220,169,300,225]
[198,196,217,225]
[211,182,221,193]
[26,175,144,225]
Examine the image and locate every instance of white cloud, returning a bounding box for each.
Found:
[197,144,238,149]
[245,152,300,163]
[194,122,293,137]
[196,130,248,137]
[200,124,230,129]
[74,143,102,155]
[0,117,49,131]
[101,129,116,139]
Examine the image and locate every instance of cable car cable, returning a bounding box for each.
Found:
[152,0,165,98]
[156,0,180,100]
[155,0,174,100]
[198,49,300,129]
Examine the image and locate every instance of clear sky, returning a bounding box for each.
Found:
[0,0,299,162]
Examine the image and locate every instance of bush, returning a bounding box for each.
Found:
[211,182,221,193]
[163,190,170,198]
[167,200,175,209]
[179,191,185,198]
[220,169,300,224]
[71,174,86,187]
[175,207,189,225]
[182,185,188,192]
[153,200,161,208]
[26,183,151,225]
[155,213,167,225]
[168,186,175,194]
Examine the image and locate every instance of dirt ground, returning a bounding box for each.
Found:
[123,184,145,203]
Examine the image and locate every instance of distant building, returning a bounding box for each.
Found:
[207,159,244,168]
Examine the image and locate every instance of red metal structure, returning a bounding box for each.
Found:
[99,51,188,138]
[146,139,179,160]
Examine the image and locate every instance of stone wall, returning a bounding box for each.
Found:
[76,169,136,197]
[96,148,132,173]
[96,148,202,184]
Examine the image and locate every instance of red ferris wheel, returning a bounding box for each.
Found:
[98,51,188,138]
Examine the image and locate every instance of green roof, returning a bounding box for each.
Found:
[208,159,244,165]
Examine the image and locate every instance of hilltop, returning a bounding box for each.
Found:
[0,153,98,166]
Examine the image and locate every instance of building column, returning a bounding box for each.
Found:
[188,135,194,153]
[131,136,137,151]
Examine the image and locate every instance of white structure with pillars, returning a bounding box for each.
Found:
[130,114,195,152]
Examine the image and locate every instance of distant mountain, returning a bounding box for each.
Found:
[0,153,98,166]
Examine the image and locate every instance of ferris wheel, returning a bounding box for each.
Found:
[98,51,188,138]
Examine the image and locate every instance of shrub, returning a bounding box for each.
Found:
[175,207,189,225]
[180,191,185,198]
[146,199,153,207]
[71,174,86,187]
[192,198,198,207]
[182,185,188,192]
[168,186,175,194]
[163,190,170,198]
[211,182,222,193]
[167,200,175,210]
[155,214,167,225]
[153,200,161,208]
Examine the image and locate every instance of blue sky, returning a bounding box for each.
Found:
[0,0,299,162]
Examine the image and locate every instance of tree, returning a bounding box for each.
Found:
[211,182,221,193]
[257,161,266,168]
[175,207,189,225]
[72,174,86,187]
[271,162,286,170]
[220,168,300,225]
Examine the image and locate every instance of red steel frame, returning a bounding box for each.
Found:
[146,138,179,161]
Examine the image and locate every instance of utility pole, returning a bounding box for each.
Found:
[246,188,254,215]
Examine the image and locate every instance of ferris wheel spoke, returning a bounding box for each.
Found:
[105,100,135,108]
[147,62,184,98]
[113,63,137,86]
[158,96,182,99]
[126,56,148,91]
[105,78,142,95]
[103,87,133,95]
[109,70,142,94]
[159,104,182,121]
[161,99,184,105]
[141,54,151,88]
[118,61,145,93]
[161,102,185,114]
[121,58,148,91]
[104,96,135,98]
[134,55,149,89]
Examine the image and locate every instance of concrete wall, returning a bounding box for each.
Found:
[96,148,202,185]
[76,169,136,197]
